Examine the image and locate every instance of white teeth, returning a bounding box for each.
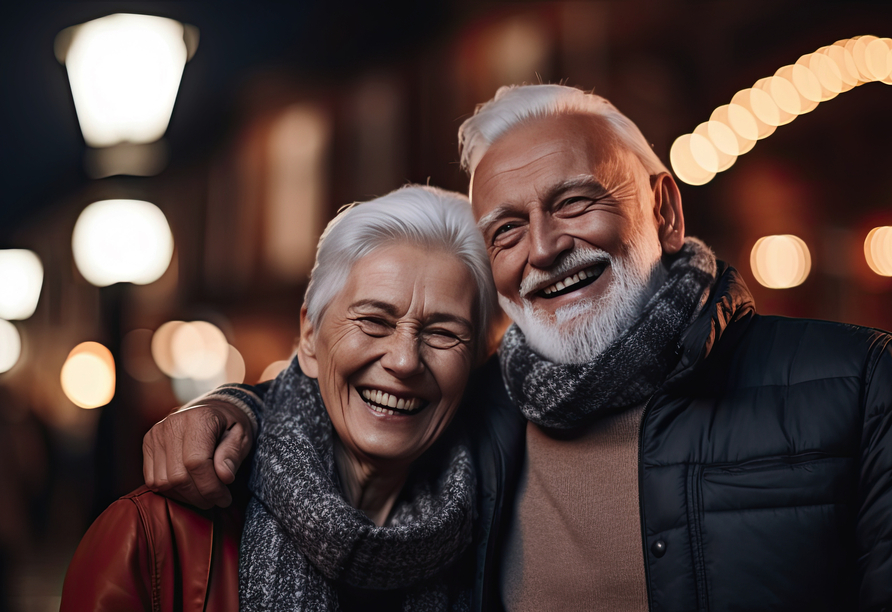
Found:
[360,388,422,413]
[542,265,600,295]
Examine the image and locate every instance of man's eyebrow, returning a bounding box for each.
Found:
[476,204,517,234]
[549,175,608,198]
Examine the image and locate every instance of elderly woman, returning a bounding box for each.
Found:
[61,185,498,612]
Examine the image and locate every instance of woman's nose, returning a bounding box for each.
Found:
[380,330,425,378]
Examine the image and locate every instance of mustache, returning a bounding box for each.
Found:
[519,247,611,298]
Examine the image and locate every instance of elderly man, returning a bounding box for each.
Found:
[143,84,892,611]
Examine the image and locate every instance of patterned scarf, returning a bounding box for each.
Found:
[500,238,716,430]
[239,360,475,610]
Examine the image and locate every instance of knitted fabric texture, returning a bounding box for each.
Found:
[239,359,475,611]
[500,238,717,430]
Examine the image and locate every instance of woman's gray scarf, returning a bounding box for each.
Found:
[239,360,475,610]
[500,238,717,430]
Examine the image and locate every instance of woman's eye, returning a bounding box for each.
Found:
[357,317,391,336]
[421,329,464,350]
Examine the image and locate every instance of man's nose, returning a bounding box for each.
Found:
[381,329,425,378]
[527,211,574,269]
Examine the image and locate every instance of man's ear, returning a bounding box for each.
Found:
[651,172,685,255]
[297,305,319,379]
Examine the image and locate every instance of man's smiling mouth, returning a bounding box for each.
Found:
[360,388,428,415]
[538,262,608,299]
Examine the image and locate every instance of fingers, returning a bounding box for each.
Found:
[213,419,252,486]
[141,404,238,509]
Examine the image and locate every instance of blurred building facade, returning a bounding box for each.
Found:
[1,1,891,609]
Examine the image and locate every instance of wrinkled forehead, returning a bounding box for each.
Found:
[469,113,649,218]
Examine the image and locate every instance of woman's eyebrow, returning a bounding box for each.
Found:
[350,299,400,316]
[426,313,474,330]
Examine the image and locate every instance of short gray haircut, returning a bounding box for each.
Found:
[304,185,498,356]
[458,84,668,177]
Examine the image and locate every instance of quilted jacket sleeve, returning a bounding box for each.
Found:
[857,332,892,610]
[60,497,152,612]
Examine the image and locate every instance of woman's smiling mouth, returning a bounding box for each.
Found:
[359,388,428,415]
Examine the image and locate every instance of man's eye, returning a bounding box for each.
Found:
[494,223,516,237]
[421,329,464,350]
[559,197,590,214]
[492,223,522,247]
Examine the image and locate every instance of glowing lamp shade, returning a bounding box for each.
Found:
[750,235,812,289]
[61,341,116,408]
[865,226,892,277]
[0,249,43,320]
[0,320,22,374]
[72,199,174,287]
[59,14,190,147]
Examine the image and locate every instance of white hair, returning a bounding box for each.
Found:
[458,84,668,177]
[304,185,498,356]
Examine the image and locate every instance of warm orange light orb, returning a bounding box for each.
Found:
[61,341,116,408]
[750,235,812,289]
[864,227,892,277]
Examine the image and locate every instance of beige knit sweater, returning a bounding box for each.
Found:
[500,405,648,611]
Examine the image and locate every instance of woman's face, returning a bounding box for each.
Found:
[298,243,477,467]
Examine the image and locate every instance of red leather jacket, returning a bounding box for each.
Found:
[61,486,243,612]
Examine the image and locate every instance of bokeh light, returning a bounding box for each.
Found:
[673,36,891,186]
[693,122,737,172]
[750,235,812,289]
[669,134,716,186]
[260,359,291,382]
[712,104,758,154]
[864,227,892,276]
[152,320,232,381]
[60,341,116,408]
[800,52,843,100]
[59,14,190,147]
[0,249,43,320]
[72,199,174,287]
[169,321,229,379]
[169,344,246,404]
[0,320,22,374]
[730,89,777,139]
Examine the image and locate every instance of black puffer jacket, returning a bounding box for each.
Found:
[469,263,892,612]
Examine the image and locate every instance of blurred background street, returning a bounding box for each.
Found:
[1,1,891,609]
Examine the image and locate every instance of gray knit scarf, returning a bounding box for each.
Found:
[239,360,475,611]
[500,238,717,430]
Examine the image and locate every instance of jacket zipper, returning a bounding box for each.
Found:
[638,392,659,611]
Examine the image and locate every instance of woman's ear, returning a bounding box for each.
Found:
[297,306,319,379]
[651,173,685,254]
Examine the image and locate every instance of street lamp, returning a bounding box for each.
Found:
[71,199,174,287]
[0,249,43,320]
[55,13,199,177]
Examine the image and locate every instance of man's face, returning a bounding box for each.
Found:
[470,113,666,362]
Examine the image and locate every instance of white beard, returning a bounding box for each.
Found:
[499,235,666,365]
